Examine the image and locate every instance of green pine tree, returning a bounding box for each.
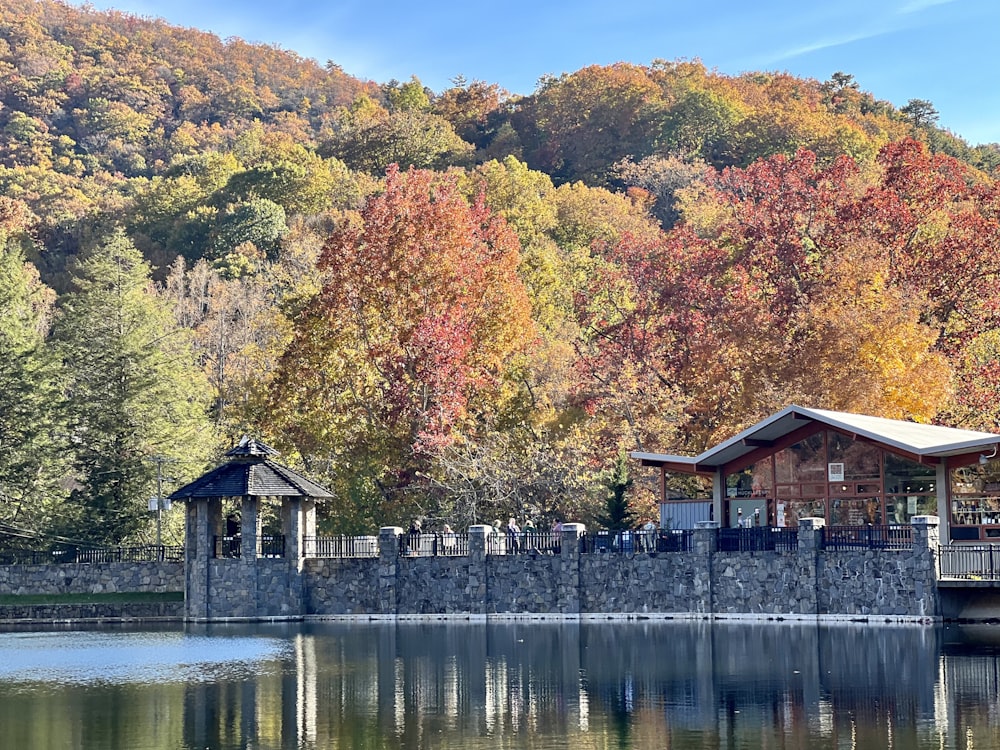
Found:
[53,231,217,545]
[0,199,68,539]
[595,451,637,530]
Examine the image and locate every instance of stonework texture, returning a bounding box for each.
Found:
[0,524,943,621]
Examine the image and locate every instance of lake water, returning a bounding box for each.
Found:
[0,619,998,749]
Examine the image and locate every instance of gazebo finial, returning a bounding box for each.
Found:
[225,435,279,459]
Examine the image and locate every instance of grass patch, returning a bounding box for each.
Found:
[0,591,183,606]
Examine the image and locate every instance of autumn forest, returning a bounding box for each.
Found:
[2,0,1000,546]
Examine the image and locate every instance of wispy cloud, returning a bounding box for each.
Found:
[768,28,894,63]
[898,0,960,13]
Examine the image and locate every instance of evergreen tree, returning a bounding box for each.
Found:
[0,198,67,538]
[53,231,217,545]
[595,451,637,530]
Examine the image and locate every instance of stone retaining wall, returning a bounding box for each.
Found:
[0,561,183,596]
[305,558,380,615]
[295,519,942,621]
[0,518,943,622]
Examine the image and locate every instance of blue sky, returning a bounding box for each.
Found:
[82,0,1000,144]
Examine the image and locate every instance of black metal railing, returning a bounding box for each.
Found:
[580,531,641,555]
[718,526,798,552]
[486,531,561,555]
[399,532,470,557]
[258,535,285,558]
[821,525,912,551]
[939,545,1000,580]
[0,545,184,565]
[305,535,378,558]
[655,529,694,552]
[214,535,241,558]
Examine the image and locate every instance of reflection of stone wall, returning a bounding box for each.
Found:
[0,601,183,622]
[0,562,183,595]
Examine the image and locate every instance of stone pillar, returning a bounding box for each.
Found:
[284,497,305,617]
[559,523,585,616]
[797,517,825,553]
[693,521,719,555]
[911,515,941,619]
[468,525,490,616]
[239,495,260,618]
[184,497,222,621]
[240,496,260,560]
[693,521,718,616]
[795,517,825,616]
[378,527,403,617]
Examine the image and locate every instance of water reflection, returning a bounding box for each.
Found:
[0,620,999,748]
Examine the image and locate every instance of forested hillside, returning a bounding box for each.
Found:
[2,0,1000,545]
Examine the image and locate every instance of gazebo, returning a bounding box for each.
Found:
[170,436,333,621]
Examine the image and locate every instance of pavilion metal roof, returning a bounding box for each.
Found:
[632,405,1000,474]
[169,436,333,500]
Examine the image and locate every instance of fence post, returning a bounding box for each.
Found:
[797,517,825,553]
[795,517,825,616]
[378,527,403,617]
[468,525,490,616]
[693,521,718,615]
[910,515,940,619]
[559,523,586,616]
[693,520,719,555]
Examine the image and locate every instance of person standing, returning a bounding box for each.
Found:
[507,516,521,553]
[642,518,657,552]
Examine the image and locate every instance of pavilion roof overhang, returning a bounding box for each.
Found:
[632,405,1000,476]
[169,437,334,501]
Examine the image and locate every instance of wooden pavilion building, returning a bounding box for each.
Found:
[633,406,1000,543]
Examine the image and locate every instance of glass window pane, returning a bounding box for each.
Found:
[885,454,936,496]
[791,433,825,484]
[776,498,825,527]
[828,432,881,481]
[887,494,935,524]
[830,497,882,525]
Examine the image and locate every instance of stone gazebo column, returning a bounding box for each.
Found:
[184,496,220,621]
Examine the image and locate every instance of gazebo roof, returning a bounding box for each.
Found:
[169,436,333,500]
[632,405,1000,474]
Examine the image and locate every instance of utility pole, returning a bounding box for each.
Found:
[150,456,175,548]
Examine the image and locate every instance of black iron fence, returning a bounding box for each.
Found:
[214,535,241,558]
[718,526,799,552]
[258,535,285,558]
[212,535,286,558]
[579,530,691,555]
[655,529,694,552]
[821,525,912,551]
[399,532,470,557]
[939,545,1000,580]
[486,531,561,555]
[304,535,378,558]
[0,545,183,565]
